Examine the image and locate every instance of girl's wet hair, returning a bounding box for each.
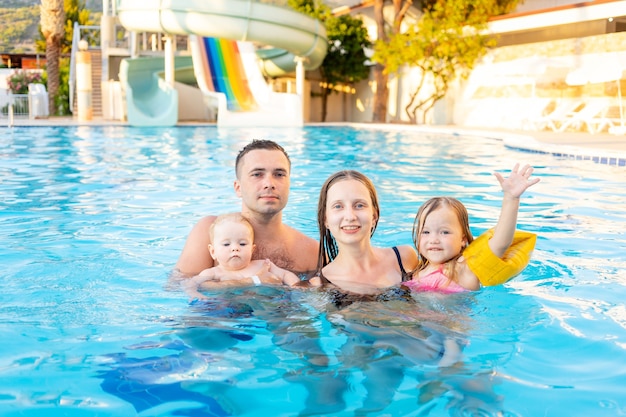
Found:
[316,170,380,270]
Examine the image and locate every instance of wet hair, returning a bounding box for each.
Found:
[235,139,291,178]
[411,197,473,281]
[209,212,254,241]
[316,170,380,271]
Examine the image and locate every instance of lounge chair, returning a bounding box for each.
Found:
[556,100,611,134]
[531,100,585,131]
[590,105,625,134]
[518,99,555,130]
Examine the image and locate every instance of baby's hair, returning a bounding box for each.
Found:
[209,212,254,241]
[411,197,474,282]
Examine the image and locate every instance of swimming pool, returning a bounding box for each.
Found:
[1,124,625,416]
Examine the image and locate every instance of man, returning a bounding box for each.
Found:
[175,139,319,277]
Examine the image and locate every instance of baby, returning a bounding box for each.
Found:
[181,212,300,300]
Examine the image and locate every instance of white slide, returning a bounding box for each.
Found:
[189,36,305,127]
[116,0,328,126]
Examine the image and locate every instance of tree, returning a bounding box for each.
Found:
[40,0,65,114]
[37,0,95,54]
[289,0,371,121]
[318,14,371,121]
[37,0,94,116]
[371,0,520,123]
[372,0,413,123]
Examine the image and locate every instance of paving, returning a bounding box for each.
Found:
[457,126,626,167]
[4,116,626,166]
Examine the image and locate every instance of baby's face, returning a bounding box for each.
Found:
[210,221,255,271]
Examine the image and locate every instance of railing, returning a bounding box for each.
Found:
[69,22,101,112]
[1,93,29,126]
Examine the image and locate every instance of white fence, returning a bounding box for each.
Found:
[0,85,49,125]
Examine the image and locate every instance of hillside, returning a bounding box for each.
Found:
[0,0,103,54]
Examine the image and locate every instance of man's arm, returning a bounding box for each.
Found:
[180,268,219,300]
[175,215,217,276]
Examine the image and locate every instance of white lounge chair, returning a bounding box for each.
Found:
[556,100,611,133]
[531,100,585,131]
[588,105,624,134]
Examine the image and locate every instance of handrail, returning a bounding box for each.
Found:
[69,23,101,112]
[69,21,79,112]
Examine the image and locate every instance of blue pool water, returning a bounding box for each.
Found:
[1,124,625,416]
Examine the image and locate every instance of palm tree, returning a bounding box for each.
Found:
[40,0,65,115]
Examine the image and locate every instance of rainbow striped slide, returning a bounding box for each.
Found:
[196,37,257,112]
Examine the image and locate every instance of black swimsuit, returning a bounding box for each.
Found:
[319,246,412,308]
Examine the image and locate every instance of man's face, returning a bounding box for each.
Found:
[234,149,290,215]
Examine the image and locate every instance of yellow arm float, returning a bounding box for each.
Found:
[462,228,537,287]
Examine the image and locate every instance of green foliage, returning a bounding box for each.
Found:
[421,0,519,15]
[0,5,39,53]
[373,0,505,123]
[36,0,95,53]
[287,0,330,20]
[322,14,371,88]
[6,69,44,93]
[289,0,372,121]
[53,57,71,115]
[289,0,370,87]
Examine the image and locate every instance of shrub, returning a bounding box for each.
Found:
[6,70,45,94]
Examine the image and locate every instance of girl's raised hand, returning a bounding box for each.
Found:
[494,163,540,198]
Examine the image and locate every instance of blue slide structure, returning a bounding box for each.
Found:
[118,56,192,127]
[116,0,328,127]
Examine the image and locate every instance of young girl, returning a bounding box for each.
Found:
[405,163,540,293]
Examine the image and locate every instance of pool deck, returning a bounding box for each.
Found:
[444,126,626,167]
[4,116,626,166]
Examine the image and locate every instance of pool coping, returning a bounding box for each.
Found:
[446,127,626,167]
[4,118,626,167]
[318,123,626,168]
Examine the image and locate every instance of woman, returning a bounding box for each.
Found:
[309,170,418,301]
[301,170,457,414]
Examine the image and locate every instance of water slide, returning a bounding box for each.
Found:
[118,56,193,127]
[116,0,328,127]
[191,37,257,113]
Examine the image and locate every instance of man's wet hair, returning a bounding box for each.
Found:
[235,139,291,177]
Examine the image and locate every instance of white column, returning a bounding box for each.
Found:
[164,36,175,87]
[295,57,305,97]
[76,40,93,121]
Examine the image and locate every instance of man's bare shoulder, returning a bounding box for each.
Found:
[285,224,318,246]
[283,225,319,273]
[197,214,219,228]
[175,214,221,276]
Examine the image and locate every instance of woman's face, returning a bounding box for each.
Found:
[324,179,377,245]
